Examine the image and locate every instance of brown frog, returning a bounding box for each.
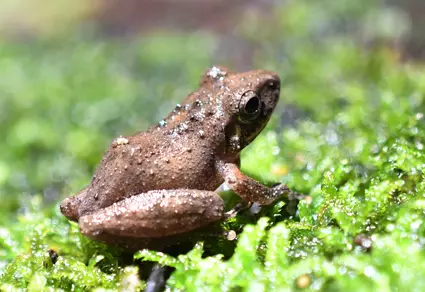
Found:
[60,66,293,250]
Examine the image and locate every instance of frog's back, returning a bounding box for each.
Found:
[76,125,224,218]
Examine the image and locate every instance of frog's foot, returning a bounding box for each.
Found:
[217,161,298,205]
[224,201,252,219]
[78,189,225,243]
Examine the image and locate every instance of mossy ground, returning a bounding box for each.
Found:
[1,1,425,291]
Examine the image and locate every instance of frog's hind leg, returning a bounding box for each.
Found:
[78,189,225,244]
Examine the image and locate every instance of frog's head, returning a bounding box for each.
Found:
[202,66,281,154]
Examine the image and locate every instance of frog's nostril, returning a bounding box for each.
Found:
[267,80,279,91]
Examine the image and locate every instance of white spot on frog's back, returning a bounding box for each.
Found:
[159,120,167,128]
[169,122,189,137]
[130,146,141,156]
[207,66,227,80]
[112,136,129,147]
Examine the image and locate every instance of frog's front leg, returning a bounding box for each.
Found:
[78,189,225,242]
[216,161,295,205]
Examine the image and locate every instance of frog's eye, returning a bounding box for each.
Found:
[239,91,261,122]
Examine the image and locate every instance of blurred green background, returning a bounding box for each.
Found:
[2,0,425,290]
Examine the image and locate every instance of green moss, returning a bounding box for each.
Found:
[2,0,425,291]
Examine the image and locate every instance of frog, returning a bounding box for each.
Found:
[60,66,293,250]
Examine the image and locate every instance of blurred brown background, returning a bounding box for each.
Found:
[1,0,424,60]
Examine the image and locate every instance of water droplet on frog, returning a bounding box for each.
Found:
[137,158,143,164]
[124,165,128,170]
[159,120,167,128]
[92,230,102,236]
[199,130,205,138]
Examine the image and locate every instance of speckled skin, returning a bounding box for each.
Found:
[60,66,291,249]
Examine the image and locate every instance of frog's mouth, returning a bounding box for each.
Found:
[261,86,280,117]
